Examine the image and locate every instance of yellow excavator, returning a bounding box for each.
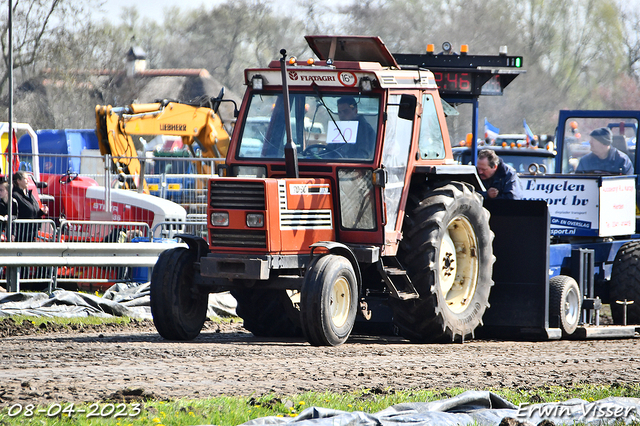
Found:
[95,91,235,194]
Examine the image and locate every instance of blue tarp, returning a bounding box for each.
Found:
[0,285,236,319]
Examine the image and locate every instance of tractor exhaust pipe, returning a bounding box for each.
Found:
[280,49,299,179]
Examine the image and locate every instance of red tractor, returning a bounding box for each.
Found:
[150,36,512,346]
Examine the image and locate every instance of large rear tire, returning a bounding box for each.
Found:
[150,247,207,340]
[300,254,358,346]
[231,288,303,337]
[390,182,494,342]
[549,275,581,336]
[610,241,640,325]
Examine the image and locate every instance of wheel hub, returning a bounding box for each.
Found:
[330,276,351,328]
[564,287,580,326]
[439,216,480,314]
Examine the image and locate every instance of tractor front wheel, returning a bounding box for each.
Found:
[300,254,358,346]
[150,247,207,340]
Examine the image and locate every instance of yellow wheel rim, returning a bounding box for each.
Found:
[330,276,351,328]
[438,216,479,314]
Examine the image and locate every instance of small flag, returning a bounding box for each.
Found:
[523,119,536,145]
[484,118,499,141]
[2,129,20,173]
[10,129,19,171]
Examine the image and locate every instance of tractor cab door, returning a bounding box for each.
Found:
[381,93,417,251]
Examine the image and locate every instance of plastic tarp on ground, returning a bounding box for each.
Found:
[238,391,640,426]
[0,284,237,319]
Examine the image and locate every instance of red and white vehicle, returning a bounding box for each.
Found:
[0,122,186,238]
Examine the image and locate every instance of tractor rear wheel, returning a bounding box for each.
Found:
[300,254,358,346]
[548,275,581,336]
[231,288,303,337]
[151,247,207,340]
[390,182,494,342]
[610,241,640,325]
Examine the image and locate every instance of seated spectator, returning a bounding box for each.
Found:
[576,127,633,175]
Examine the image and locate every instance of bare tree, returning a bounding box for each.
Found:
[5,0,639,132]
[0,0,93,99]
[621,6,640,81]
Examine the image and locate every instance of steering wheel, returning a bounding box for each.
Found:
[527,163,547,174]
[59,171,78,184]
[301,144,344,158]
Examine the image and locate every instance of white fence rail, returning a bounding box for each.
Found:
[0,242,183,267]
[0,241,187,293]
[0,219,196,292]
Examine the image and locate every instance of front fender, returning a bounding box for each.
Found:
[176,234,209,260]
[309,241,362,296]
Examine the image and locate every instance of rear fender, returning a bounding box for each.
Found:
[413,165,485,192]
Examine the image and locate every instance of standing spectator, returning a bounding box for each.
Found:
[12,171,49,242]
[0,180,18,241]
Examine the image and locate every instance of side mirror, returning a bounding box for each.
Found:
[398,94,417,121]
[212,88,225,113]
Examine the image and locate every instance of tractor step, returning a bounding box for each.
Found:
[378,260,420,300]
[384,267,407,276]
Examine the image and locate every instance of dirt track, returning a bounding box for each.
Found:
[0,319,639,408]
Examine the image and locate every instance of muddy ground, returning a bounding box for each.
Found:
[0,318,639,409]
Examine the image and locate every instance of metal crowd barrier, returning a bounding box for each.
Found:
[151,216,208,242]
[17,151,222,216]
[57,220,151,242]
[0,219,187,293]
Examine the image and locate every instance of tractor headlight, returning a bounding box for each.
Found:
[211,212,229,227]
[246,213,264,228]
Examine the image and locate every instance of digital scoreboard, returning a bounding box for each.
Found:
[393,53,524,97]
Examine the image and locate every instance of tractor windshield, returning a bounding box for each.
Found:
[237,92,380,162]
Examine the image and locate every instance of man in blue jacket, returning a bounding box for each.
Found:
[576,127,633,175]
[476,149,523,199]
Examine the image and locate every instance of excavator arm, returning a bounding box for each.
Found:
[95,96,232,193]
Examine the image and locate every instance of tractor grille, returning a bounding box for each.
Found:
[210,181,265,210]
[210,229,267,248]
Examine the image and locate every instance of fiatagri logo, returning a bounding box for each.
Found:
[287,70,336,82]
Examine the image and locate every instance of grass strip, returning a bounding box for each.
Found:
[0,383,638,426]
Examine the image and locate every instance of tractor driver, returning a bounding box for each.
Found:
[576,127,633,175]
[476,149,523,200]
[336,96,376,159]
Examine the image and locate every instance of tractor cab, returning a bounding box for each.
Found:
[219,36,459,253]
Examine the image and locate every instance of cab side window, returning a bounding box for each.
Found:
[418,94,445,159]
